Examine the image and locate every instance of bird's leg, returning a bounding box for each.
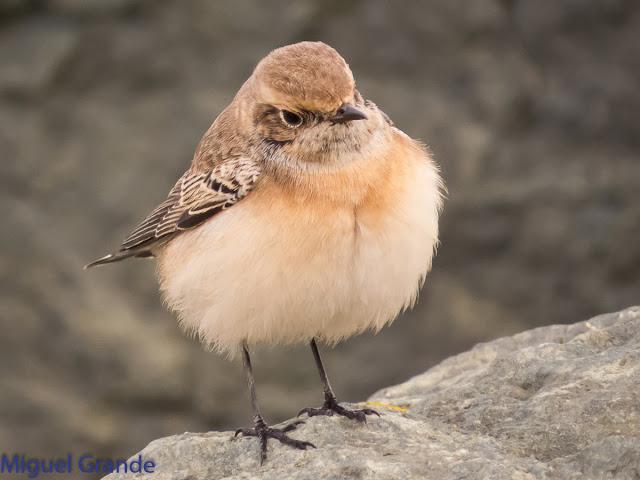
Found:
[234,342,314,464]
[298,338,380,422]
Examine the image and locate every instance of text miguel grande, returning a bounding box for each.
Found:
[1,453,155,478]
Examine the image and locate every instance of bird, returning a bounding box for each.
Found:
[86,41,444,464]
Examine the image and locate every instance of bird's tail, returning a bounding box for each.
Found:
[84,248,152,269]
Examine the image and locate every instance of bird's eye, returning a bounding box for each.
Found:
[279,110,303,128]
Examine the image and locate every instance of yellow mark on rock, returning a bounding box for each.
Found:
[362,401,409,413]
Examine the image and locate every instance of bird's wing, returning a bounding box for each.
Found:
[86,156,261,267]
[123,157,261,249]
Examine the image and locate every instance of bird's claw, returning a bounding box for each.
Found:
[298,397,380,423]
[281,419,306,432]
[233,418,314,464]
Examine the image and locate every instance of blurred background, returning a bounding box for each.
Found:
[1,0,639,476]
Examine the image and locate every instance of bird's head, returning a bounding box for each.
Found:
[234,42,388,170]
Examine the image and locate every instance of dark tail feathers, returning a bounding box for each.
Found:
[84,249,153,269]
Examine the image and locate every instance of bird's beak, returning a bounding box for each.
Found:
[331,103,368,124]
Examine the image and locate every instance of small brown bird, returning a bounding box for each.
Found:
[87,41,444,463]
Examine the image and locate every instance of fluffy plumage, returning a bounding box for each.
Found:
[88,41,444,356]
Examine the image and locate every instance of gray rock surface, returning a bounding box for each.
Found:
[104,307,640,480]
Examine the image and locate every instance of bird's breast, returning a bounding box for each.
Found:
[156,130,442,355]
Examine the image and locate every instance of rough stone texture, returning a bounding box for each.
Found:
[2,0,640,474]
[104,307,640,480]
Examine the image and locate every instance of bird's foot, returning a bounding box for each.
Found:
[234,417,315,464]
[298,395,380,423]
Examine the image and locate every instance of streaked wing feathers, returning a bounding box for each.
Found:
[120,157,260,251]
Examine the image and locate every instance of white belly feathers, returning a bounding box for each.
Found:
[156,134,442,356]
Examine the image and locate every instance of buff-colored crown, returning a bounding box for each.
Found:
[252,42,355,112]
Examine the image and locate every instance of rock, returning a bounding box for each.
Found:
[103,306,640,480]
